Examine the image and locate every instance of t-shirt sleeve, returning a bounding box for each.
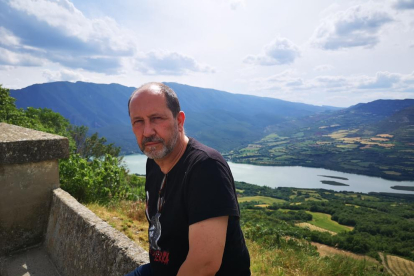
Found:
[186,158,240,225]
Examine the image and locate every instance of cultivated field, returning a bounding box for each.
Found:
[295,222,337,235]
[306,211,353,233]
[380,253,414,276]
[238,196,286,205]
[311,241,378,263]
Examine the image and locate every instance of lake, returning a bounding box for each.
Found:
[122,154,414,195]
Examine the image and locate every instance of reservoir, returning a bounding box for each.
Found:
[123,154,414,195]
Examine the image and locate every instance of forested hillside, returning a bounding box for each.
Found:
[10,81,339,153]
[228,99,414,181]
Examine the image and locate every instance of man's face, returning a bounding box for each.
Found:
[129,88,180,160]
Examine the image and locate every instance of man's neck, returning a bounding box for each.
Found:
[155,135,189,174]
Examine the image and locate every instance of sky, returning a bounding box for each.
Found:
[1,0,414,107]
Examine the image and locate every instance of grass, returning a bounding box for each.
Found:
[86,200,149,251]
[247,239,387,276]
[306,211,353,233]
[238,196,286,205]
[85,200,388,276]
[295,222,337,236]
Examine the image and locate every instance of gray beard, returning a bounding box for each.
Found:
[142,128,179,160]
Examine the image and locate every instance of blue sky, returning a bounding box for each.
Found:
[0,0,413,107]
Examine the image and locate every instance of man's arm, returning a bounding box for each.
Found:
[177,216,228,276]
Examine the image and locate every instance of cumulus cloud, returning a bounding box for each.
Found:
[7,0,135,55]
[0,27,20,48]
[0,47,44,66]
[314,64,334,72]
[311,5,393,50]
[394,0,414,10]
[244,37,300,66]
[250,71,414,99]
[135,51,215,75]
[43,69,85,82]
[358,71,401,89]
[0,0,136,73]
[230,0,246,10]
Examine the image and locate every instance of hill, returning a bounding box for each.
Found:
[10,81,338,153]
[228,99,414,180]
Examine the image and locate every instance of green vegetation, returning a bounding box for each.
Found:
[320,180,349,186]
[227,100,414,181]
[319,175,349,180]
[3,83,410,275]
[306,211,352,233]
[236,181,414,263]
[238,196,286,205]
[1,84,145,204]
[391,185,414,191]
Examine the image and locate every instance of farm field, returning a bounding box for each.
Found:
[238,196,286,205]
[306,211,353,233]
[380,253,414,276]
[227,103,414,181]
[311,241,378,263]
[237,182,414,271]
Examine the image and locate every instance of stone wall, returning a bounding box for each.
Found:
[0,123,148,275]
[0,123,69,256]
[45,188,148,276]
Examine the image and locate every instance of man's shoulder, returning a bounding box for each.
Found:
[187,138,226,164]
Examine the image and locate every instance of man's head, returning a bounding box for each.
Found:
[128,82,181,118]
[129,82,185,160]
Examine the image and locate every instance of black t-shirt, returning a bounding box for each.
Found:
[145,138,251,276]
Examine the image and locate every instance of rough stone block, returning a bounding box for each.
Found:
[45,189,149,276]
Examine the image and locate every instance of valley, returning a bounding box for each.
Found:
[227,100,414,181]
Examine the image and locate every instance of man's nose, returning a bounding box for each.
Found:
[143,122,155,137]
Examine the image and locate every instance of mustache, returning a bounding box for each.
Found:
[142,136,164,146]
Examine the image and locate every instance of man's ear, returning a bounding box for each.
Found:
[177,111,185,132]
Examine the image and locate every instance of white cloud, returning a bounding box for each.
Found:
[8,0,135,55]
[311,4,393,50]
[135,51,216,75]
[244,37,300,66]
[230,0,246,10]
[313,64,334,72]
[0,27,20,47]
[0,47,44,66]
[42,69,85,82]
[249,71,414,98]
[315,76,350,88]
[358,71,401,89]
[394,0,414,10]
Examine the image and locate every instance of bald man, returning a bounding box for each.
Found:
[126,83,250,276]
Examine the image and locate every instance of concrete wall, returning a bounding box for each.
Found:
[0,123,69,256]
[0,123,148,276]
[45,188,149,276]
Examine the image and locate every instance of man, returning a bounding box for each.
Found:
[126,83,251,276]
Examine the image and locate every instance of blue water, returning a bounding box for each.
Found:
[122,154,414,194]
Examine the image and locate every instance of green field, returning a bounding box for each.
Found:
[306,211,352,233]
[238,196,286,205]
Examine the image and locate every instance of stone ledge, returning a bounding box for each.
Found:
[0,123,69,164]
[45,188,149,276]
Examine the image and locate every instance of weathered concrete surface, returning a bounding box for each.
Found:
[0,123,69,164]
[0,160,60,256]
[45,189,149,276]
[0,246,61,276]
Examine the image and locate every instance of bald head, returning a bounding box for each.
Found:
[128,82,181,118]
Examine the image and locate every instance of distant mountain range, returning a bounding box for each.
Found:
[11,81,340,153]
[227,98,414,180]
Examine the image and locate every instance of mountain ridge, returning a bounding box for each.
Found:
[10,81,339,152]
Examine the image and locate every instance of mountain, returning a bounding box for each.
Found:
[10,81,340,153]
[228,99,414,180]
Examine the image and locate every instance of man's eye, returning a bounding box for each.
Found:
[134,120,143,125]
